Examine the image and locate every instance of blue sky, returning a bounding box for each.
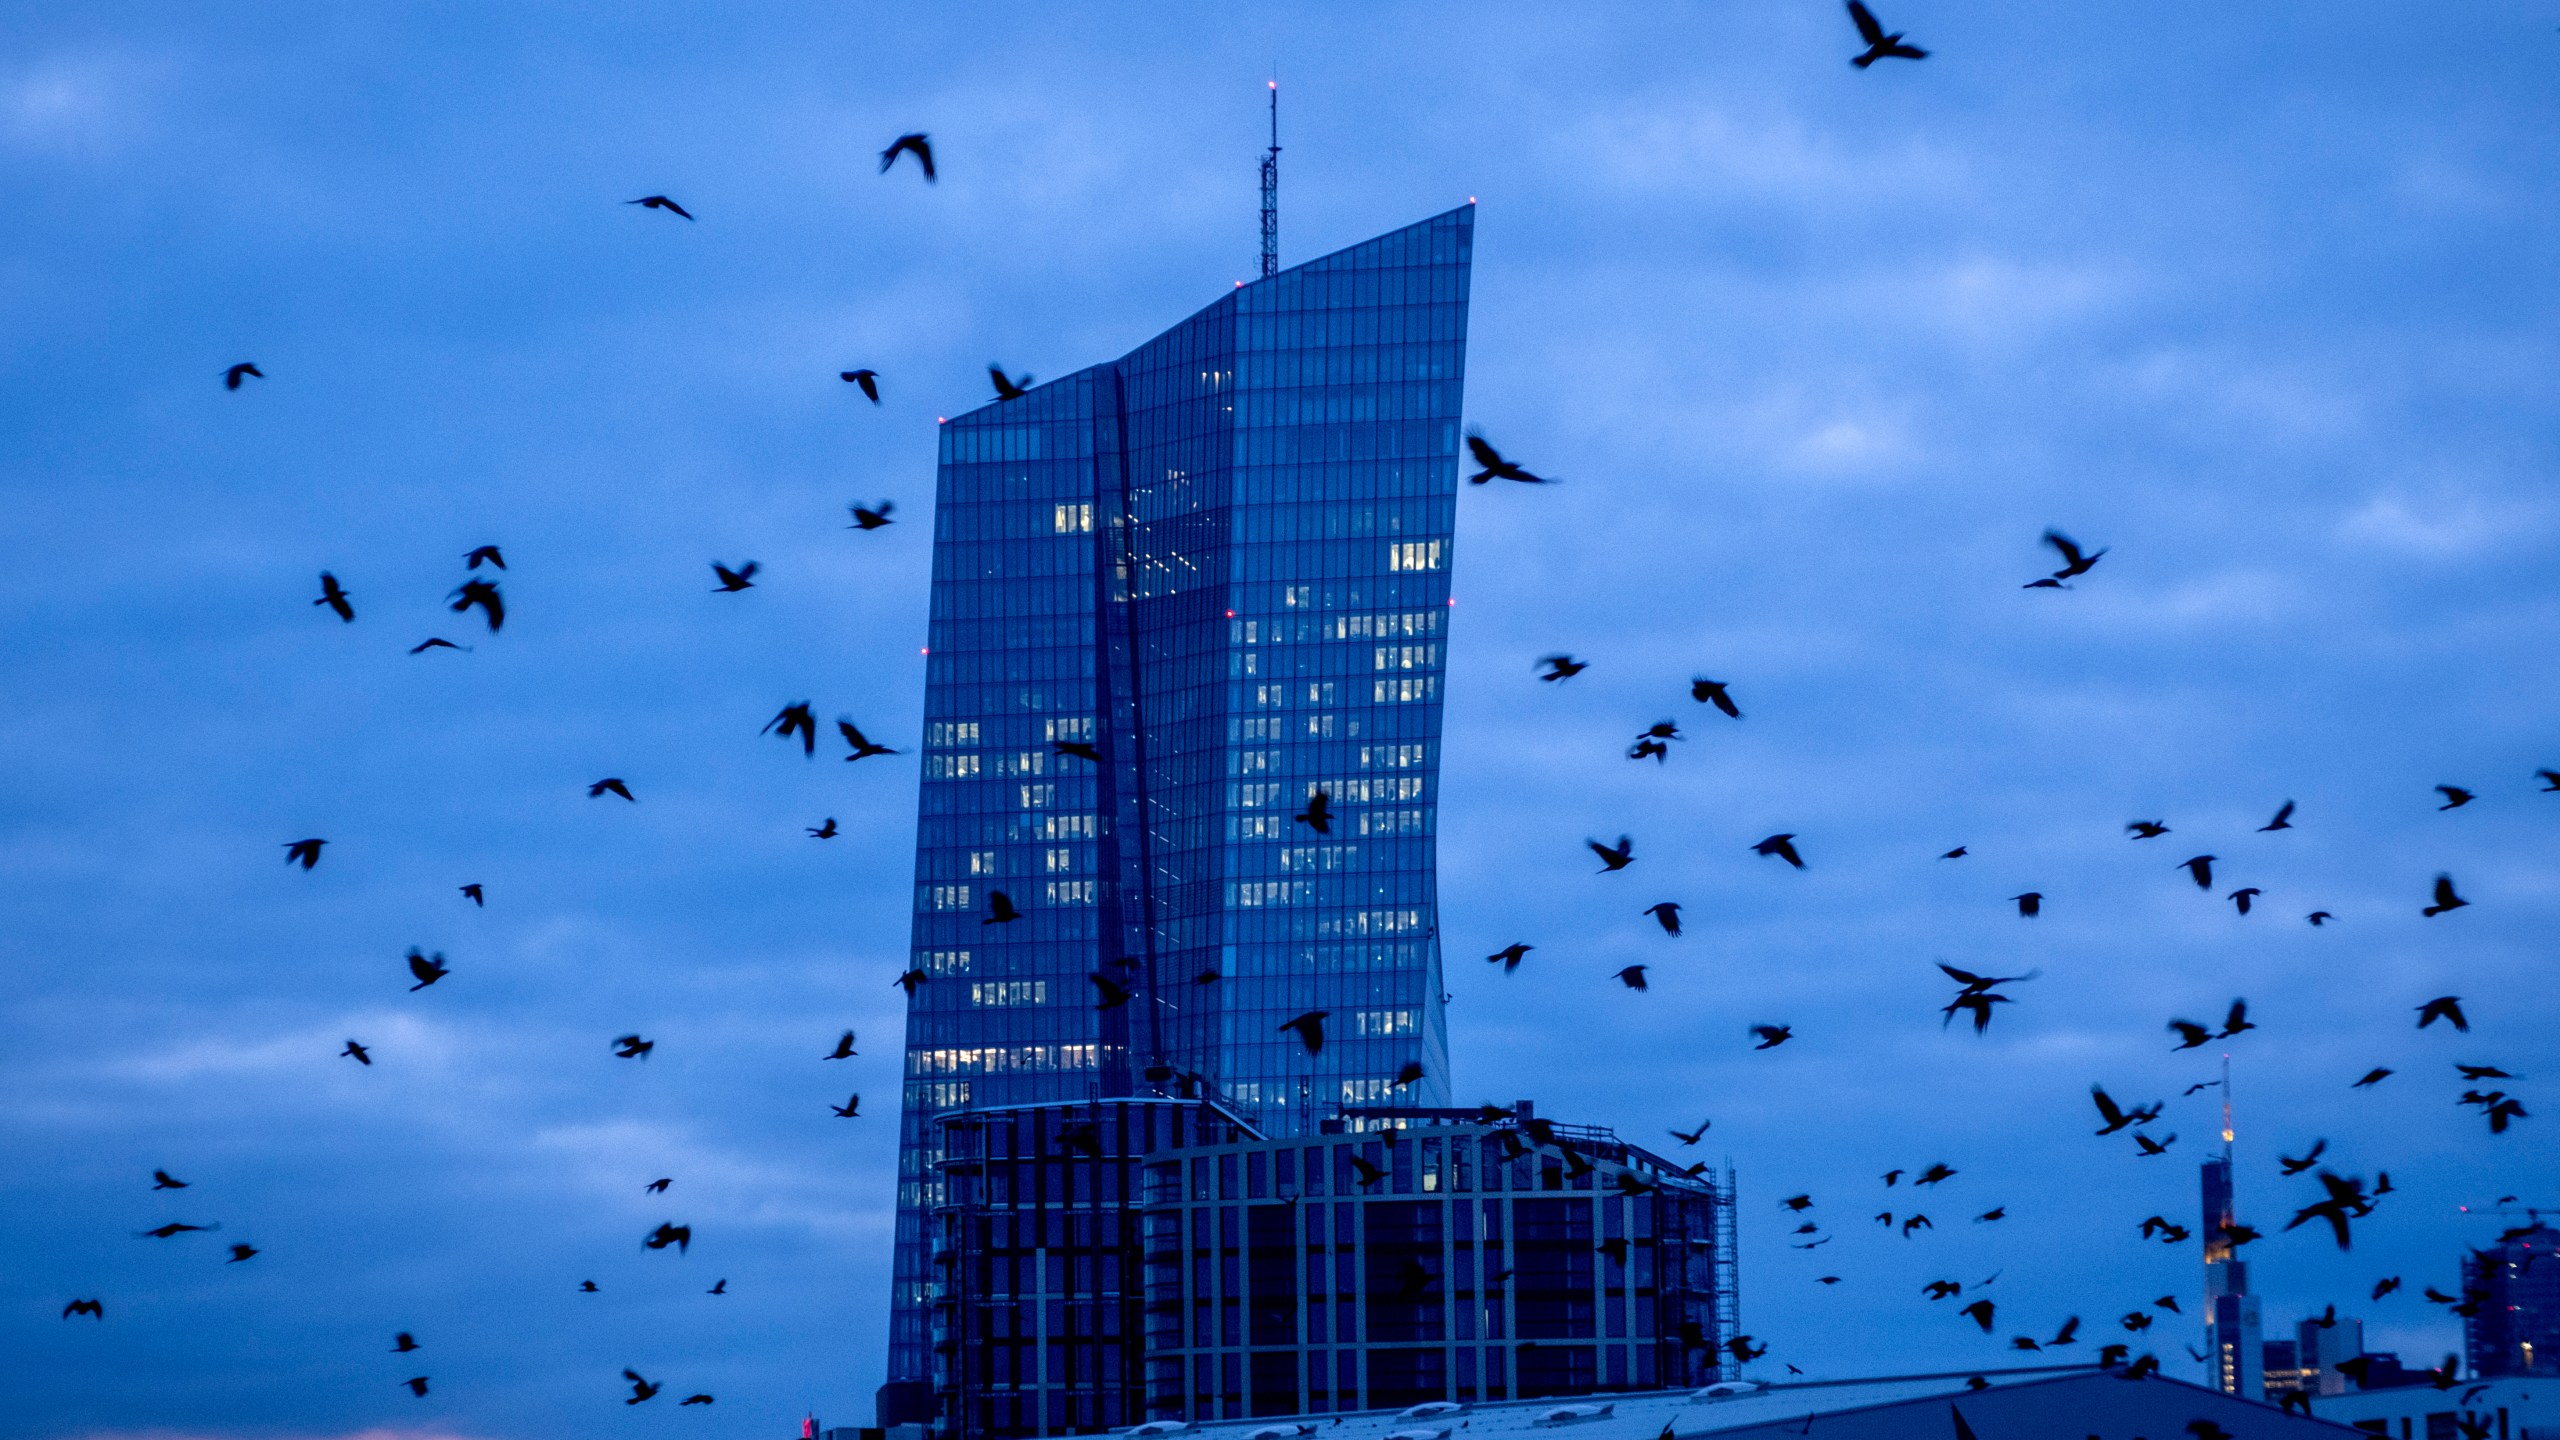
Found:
[4,3,2558,1436]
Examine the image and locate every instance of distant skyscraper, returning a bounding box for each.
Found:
[881,206,1477,1415]
[2465,1224,2560,1377]
[2201,1067,2264,1401]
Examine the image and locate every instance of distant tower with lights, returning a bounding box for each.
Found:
[2202,1056,2266,1399]
[1259,80,1280,277]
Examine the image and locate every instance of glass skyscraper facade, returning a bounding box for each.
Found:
[886,206,1477,1403]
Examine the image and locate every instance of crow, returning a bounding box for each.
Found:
[1296,790,1332,834]
[283,838,326,870]
[1612,965,1649,991]
[840,369,881,403]
[839,720,900,760]
[2538,767,2560,792]
[848,499,896,530]
[1670,1119,1711,1145]
[2456,1064,2515,1081]
[1940,845,1968,859]
[589,777,635,801]
[2091,1086,2157,1136]
[341,1039,372,1065]
[152,1169,188,1190]
[464,545,504,571]
[226,1243,258,1262]
[1589,835,1635,871]
[1089,973,1135,1009]
[448,578,503,632]
[879,133,935,180]
[2423,874,2468,917]
[764,701,818,756]
[623,1369,663,1404]
[2168,1019,2212,1051]
[1644,902,1682,936]
[1054,740,1104,763]
[612,1034,654,1060]
[1465,433,1554,484]
[989,365,1032,401]
[825,1030,859,1060]
[1846,0,1928,65]
[224,362,263,389]
[643,1222,691,1254]
[983,891,1021,925]
[808,818,838,838]
[892,968,926,995]
[63,1298,104,1320]
[2037,528,2105,579]
[830,1094,861,1118]
[1915,1163,1956,1186]
[2260,800,2296,832]
[1924,1280,1963,1300]
[460,883,483,906]
[626,195,693,219]
[315,572,355,622]
[1690,677,1741,717]
[2416,996,2468,1032]
[2133,1131,2175,1157]
[646,1178,672,1193]
[1395,1061,1427,1088]
[2436,785,2475,810]
[2126,821,2168,839]
[2278,1140,2327,1176]
[1280,1011,1328,1055]
[2228,887,2262,915]
[1750,1024,1793,1050]
[681,1395,715,1406]
[1536,654,1588,682]
[711,561,759,592]
[1960,1299,1995,1333]
[405,949,449,991]
[580,1281,599,1292]
[707,1280,726,1295]
[1975,1208,2006,1223]
[1349,1154,1386,1189]
[1486,942,1532,973]
[2009,892,2041,918]
[408,637,467,653]
[393,1332,420,1353]
[2220,999,2255,1038]
[2285,1171,2370,1250]
[2307,910,2334,926]
[403,1377,429,1397]
[137,1222,218,1238]
[1753,833,1805,869]
[2180,855,2216,889]
[1628,737,1670,764]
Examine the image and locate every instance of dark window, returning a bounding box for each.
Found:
[1367,1347,1449,1409]
[1517,1344,1597,1398]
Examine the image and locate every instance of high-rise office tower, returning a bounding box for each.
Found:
[2200,1066,2263,1400]
[2465,1224,2560,1377]
[881,205,1476,1415]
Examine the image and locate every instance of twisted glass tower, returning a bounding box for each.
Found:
[884,205,1476,1403]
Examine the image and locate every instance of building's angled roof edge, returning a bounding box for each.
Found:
[938,203,1475,432]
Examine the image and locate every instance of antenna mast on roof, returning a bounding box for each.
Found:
[1259,79,1280,278]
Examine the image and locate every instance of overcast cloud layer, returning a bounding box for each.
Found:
[4,4,2558,1438]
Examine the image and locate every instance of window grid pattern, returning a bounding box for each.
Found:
[890,206,1475,1390]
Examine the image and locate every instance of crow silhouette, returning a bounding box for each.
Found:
[283,838,326,870]
[2261,800,2296,832]
[764,701,818,756]
[711,561,759,592]
[224,362,263,389]
[848,499,896,530]
[838,720,900,760]
[840,369,881,403]
[1753,833,1805,869]
[2423,874,2468,917]
[1690,677,1741,717]
[1846,0,1929,65]
[1296,790,1332,833]
[464,545,504,571]
[1590,835,1634,871]
[2126,821,2168,839]
[989,365,1032,401]
[983,891,1021,925]
[623,1369,663,1403]
[1280,1011,1328,1055]
[1612,965,1649,991]
[589,777,635,801]
[626,195,692,219]
[1644,901,1682,935]
[1486,942,1531,973]
[460,883,483,905]
[315,572,355,622]
[2416,996,2469,1032]
[2180,855,2216,889]
[1465,433,1554,484]
[1536,654,1587,682]
[1750,1024,1793,1050]
[643,1222,690,1254]
[341,1039,372,1065]
[830,1094,862,1118]
[612,1034,654,1060]
[879,133,935,180]
[405,949,449,991]
[448,578,503,632]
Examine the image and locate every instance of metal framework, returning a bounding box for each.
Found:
[1259,81,1279,278]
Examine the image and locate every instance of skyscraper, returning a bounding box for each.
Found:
[2465,1223,2560,1377]
[882,205,1477,1415]
[2201,1067,2263,1401]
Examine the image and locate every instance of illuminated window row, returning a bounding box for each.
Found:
[910,1044,1103,1077]
[970,981,1049,1008]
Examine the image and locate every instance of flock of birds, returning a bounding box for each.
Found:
[61,125,968,1410]
[49,2,2557,1428]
